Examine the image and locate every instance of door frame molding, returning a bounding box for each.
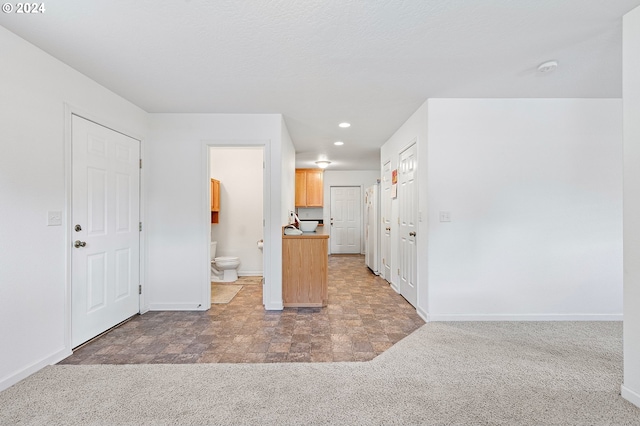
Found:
[381,159,392,284]
[202,140,271,310]
[328,185,364,255]
[397,139,418,306]
[63,103,146,354]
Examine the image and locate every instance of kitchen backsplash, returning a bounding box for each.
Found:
[296,207,323,220]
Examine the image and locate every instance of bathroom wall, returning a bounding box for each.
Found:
[147,113,290,311]
[210,147,264,275]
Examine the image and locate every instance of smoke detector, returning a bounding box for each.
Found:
[537,60,558,73]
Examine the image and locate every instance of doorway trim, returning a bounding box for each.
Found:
[201,140,271,310]
[63,103,146,354]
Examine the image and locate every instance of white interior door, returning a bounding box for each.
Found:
[72,115,140,347]
[381,161,392,281]
[364,186,378,272]
[330,186,361,254]
[398,144,417,306]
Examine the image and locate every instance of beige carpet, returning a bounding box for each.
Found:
[211,284,242,304]
[1,322,639,425]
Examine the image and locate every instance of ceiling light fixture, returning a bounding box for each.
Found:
[338,122,351,128]
[537,60,558,73]
[334,141,344,146]
[315,160,331,169]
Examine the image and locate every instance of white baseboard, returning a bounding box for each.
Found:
[622,384,640,408]
[389,282,400,294]
[265,301,283,310]
[417,306,429,322]
[238,270,263,277]
[0,346,70,392]
[428,313,623,321]
[147,303,208,311]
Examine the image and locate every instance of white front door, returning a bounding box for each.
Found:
[381,161,392,282]
[398,144,417,307]
[330,186,361,254]
[71,115,140,347]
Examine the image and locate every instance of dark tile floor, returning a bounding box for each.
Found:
[59,255,424,364]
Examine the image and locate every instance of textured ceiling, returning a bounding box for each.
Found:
[2,0,639,170]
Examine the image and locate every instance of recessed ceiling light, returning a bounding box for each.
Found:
[338,122,351,128]
[334,141,344,146]
[315,160,331,169]
[537,60,558,73]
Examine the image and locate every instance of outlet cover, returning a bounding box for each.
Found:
[47,210,62,226]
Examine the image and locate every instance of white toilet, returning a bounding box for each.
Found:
[211,241,240,282]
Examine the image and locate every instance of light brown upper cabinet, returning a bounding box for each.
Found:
[295,169,324,207]
[211,178,220,223]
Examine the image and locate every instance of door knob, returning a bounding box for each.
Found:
[74,224,82,232]
[409,231,416,237]
[385,227,391,231]
[74,240,86,248]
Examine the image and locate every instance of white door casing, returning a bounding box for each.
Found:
[71,115,140,347]
[398,143,417,307]
[381,161,392,282]
[330,186,361,254]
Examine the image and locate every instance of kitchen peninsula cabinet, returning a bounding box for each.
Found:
[295,169,323,207]
[282,226,329,307]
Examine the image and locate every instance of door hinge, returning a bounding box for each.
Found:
[139,222,142,232]
[398,268,400,275]
[139,159,142,169]
[138,285,142,295]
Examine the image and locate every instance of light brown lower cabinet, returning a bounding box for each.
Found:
[282,229,329,307]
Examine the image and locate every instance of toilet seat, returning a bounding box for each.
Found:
[214,256,240,270]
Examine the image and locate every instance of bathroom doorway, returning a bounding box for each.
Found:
[208,146,266,306]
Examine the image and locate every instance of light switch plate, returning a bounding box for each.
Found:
[47,210,62,226]
[439,211,451,222]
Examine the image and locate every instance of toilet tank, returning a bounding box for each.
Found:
[211,241,217,260]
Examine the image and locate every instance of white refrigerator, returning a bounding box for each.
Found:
[364,183,380,274]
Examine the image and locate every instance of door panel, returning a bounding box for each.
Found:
[72,115,140,347]
[398,144,417,307]
[330,186,361,254]
[381,161,392,281]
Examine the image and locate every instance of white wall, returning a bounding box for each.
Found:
[147,114,290,311]
[380,102,429,318]
[427,99,622,320]
[210,147,264,275]
[276,118,296,310]
[281,118,296,226]
[622,5,640,409]
[322,170,380,254]
[0,26,149,391]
